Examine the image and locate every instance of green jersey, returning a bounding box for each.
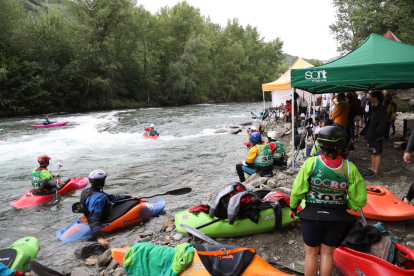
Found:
[31,168,53,189]
[253,144,273,167]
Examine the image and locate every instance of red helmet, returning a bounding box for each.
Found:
[38,154,51,164]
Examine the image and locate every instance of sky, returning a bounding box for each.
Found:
[136,0,339,61]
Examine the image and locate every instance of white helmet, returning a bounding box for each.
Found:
[300,113,306,118]
[150,124,154,128]
[251,126,258,131]
[268,131,278,141]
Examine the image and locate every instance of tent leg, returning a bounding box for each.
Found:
[263,91,265,111]
[313,94,316,124]
[292,88,296,171]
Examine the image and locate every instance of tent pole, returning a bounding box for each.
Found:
[313,94,316,124]
[292,87,296,171]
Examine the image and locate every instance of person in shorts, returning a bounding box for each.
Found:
[362,91,387,180]
[289,126,367,276]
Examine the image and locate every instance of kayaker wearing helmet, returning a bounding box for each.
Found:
[267,131,286,166]
[289,126,367,276]
[245,126,259,148]
[43,115,54,125]
[31,154,60,194]
[80,170,140,249]
[144,124,159,136]
[0,262,32,276]
[236,132,273,182]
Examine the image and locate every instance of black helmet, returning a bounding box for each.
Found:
[317,126,347,150]
[88,170,107,187]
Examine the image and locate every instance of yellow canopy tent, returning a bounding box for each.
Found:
[262,58,315,109]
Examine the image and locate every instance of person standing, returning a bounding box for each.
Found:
[383,94,397,140]
[330,93,349,129]
[298,95,308,116]
[362,91,387,180]
[321,93,331,111]
[360,91,367,128]
[289,126,367,276]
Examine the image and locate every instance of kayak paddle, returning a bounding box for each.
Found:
[51,160,63,206]
[179,224,220,245]
[31,260,64,276]
[359,207,368,226]
[71,187,192,213]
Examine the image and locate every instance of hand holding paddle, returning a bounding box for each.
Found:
[71,187,192,213]
[51,160,63,206]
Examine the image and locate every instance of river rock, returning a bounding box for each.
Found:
[244,173,261,185]
[162,217,174,229]
[406,242,414,248]
[71,266,97,276]
[107,259,118,270]
[105,269,114,276]
[267,179,278,188]
[74,242,106,259]
[229,125,241,129]
[85,257,98,266]
[229,128,242,134]
[98,115,109,119]
[181,237,190,243]
[409,99,414,107]
[114,267,126,276]
[249,177,270,188]
[278,187,292,194]
[173,233,184,240]
[260,252,270,262]
[140,236,151,243]
[98,249,112,267]
[240,121,254,126]
[165,227,174,232]
[214,129,227,133]
[277,173,287,179]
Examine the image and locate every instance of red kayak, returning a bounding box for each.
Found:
[347,186,414,221]
[334,243,414,276]
[30,122,68,128]
[143,132,159,139]
[9,177,88,209]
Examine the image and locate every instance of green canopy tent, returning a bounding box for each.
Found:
[287,33,414,169]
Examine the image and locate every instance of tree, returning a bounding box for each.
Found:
[330,0,414,55]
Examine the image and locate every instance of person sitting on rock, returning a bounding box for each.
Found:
[267,132,286,166]
[246,126,259,148]
[289,126,367,276]
[80,170,140,249]
[43,115,54,125]
[144,124,159,136]
[31,154,60,194]
[236,132,273,182]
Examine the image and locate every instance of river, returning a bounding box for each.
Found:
[0,102,263,273]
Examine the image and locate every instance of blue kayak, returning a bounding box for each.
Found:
[56,199,165,241]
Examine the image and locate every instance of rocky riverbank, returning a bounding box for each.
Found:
[64,113,414,276]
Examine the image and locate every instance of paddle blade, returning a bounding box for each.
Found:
[166,187,192,196]
[179,224,220,245]
[51,192,61,206]
[31,260,64,276]
[55,159,64,167]
[72,202,82,213]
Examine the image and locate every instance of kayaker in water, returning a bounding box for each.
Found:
[236,132,273,182]
[0,262,32,276]
[289,126,367,276]
[31,154,60,194]
[80,170,140,249]
[144,124,159,136]
[42,115,54,125]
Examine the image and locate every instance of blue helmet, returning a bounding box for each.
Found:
[250,132,262,143]
[260,111,264,114]
[88,170,107,187]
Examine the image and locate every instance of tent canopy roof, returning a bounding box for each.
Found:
[291,34,414,94]
[262,58,314,92]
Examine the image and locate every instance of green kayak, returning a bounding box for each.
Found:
[0,237,39,272]
[175,200,306,238]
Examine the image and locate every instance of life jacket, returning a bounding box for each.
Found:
[252,144,273,167]
[80,187,112,221]
[269,141,285,158]
[43,119,49,125]
[209,182,247,218]
[147,129,156,136]
[31,167,48,188]
[306,156,350,206]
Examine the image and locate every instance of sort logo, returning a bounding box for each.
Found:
[264,214,275,221]
[305,69,327,82]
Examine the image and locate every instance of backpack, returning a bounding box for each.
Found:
[368,222,396,262]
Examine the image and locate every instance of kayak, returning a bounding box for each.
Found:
[56,199,165,241]
[143,132,159,139]
[111,246,292,276]
[30,121,68,128]
[347,186,414,221]
[0,237,39,272]
[9,176,88,209]
[175,200,305,238]
[333,242,414,276]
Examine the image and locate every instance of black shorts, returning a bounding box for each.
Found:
[368,140,383,154]
[300,218,347,247]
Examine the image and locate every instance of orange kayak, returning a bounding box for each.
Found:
[347,186,414,221]
[112,246,292,276]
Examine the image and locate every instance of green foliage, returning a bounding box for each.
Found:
[330,0,414,54]
[1,0,287,115]
[394,98,410,113]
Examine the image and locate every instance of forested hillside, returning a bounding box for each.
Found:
[0,0,287,116]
